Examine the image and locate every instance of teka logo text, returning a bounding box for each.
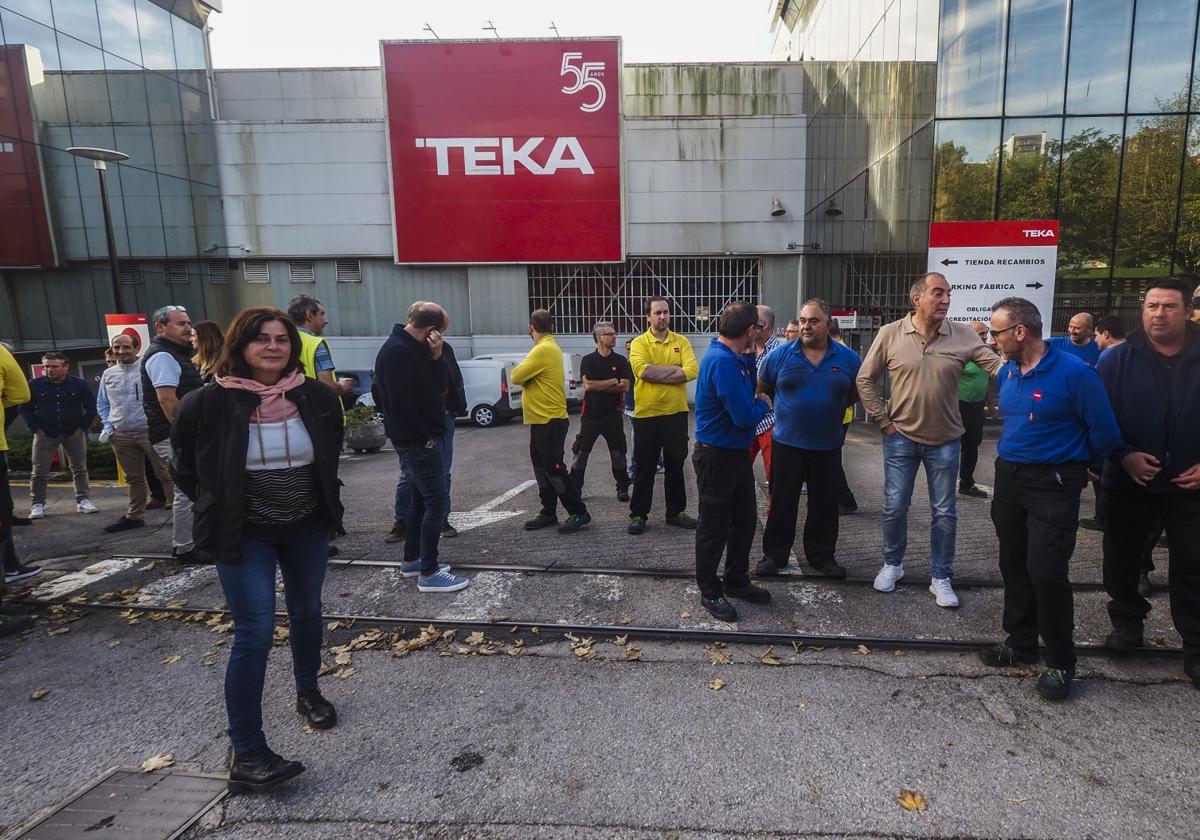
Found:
[413,137,594,176]
[560,52,606,112]
[1022,229,1056,238]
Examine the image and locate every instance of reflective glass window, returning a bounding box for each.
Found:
[937,0,1006,117]
[933,119,1000,220]
[103,49,149,123]
[999,117,1063,219]
[0,10,62,68]
[97,0,142,66]
[171,13,204,71]
[57,30,105,71]
[135,0,174,72]
[1065,0,1133,114]
[1114,113,1185,275]
[1175,114,1200,274]
[51,0,101,49]
[0,1,53,26]
[1127,0,1198,113]
[1005,0,1068,116]
[1057,117,1123,277]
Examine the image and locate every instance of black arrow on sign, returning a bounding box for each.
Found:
[1026,282,1044,289]
[940,259,958,266]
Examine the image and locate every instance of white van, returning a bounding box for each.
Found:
[472,351,584,407]
[355,358,520,428]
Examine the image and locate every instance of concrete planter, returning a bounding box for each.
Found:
[345,422,386,454]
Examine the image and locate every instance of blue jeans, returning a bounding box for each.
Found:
[394,415,454,523]
[881,432,959,579]
[398,443,450,574]
[215,522,328,756]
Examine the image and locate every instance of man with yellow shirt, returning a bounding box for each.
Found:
[627,296,699,535]
[1,343,35,636]
[510,310,591,534]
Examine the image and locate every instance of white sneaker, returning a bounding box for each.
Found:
[29,503,45,519]
[929,577,960,608]
[76,498,98,514]
[873,563,904,592]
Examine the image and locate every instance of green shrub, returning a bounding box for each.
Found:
[4,436,117,480]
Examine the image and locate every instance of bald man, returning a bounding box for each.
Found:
[1047,312,1101,367]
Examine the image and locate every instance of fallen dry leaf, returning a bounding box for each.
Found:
[791,641,803,653]
[334,651,352,666]
[618,615,633,625]
[336,667,357,679]
[896,789,927,812]
[166,599,188,609]
[85,565,105,575]
[1150,636,1166,648]
[856,644,871,655]
[47,626,70,637]
[710,650,732,665]
[759,647,783,666]
[107,640,121,648]
[161,655,182,665]
[894,650,907,656]
[140,754,174,773]
[612,634,628,647]
[30,688,50,701]
[680,611,692,619]
[625,645,643,662]
[326,619,352,631]
[808,645,825,652]
[708,677,726,691]
[465,631,486,646]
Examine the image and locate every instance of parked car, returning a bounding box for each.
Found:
[355,358,520,428]
[471,351,583,408]
[336,369,375,412]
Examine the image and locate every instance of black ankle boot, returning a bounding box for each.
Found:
[297,688,337,730]
[229,746,305,791]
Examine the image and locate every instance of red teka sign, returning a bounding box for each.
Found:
[382,38,623,264]
[0,45,58,269]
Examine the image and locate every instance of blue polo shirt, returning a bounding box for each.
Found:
[758,338,861,451]
[996,343,1120,465]
[694,338,770,449]
[1047,335,1101,367]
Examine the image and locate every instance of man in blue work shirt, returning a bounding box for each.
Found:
[692,302,773,622]
[980,297,1120,701]
[1047,312,1101,367]
[755,299,861,579]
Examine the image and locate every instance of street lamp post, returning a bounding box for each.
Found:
[66,146,130,313]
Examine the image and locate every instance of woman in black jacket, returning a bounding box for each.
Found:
[172,306,344,791]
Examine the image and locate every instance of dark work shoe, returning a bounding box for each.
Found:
[1105,625,1144,654]
[627,516,647,535]
[1036,666,1074,701]
[1077,517,1103,532]
[726,583,772,605]
[807,558,847,579]
[978,643,1038,668]
[1184,658,1200,690]
[665,512,698,529]
[0,614,35,637]
[384,520,406,544]
[229,746,305,792]
[296,689,337,730]
[754,558,787,577]
[558,512,591,534]
[172,550,207,565]
[441,524,459,539]
[1137,572,1152,598]
[958,484,989,499]
[616,486,630,503]
[837,502,858,516]
[700,595,738,622]
[524,513,558,531]
[103,516,145,533]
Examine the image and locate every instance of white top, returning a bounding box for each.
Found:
[245,418,315,471]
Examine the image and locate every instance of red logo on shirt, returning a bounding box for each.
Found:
[673,347,680,353]
[1033,390,1043,401]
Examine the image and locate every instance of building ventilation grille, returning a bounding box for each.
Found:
[289,260,316,283]
[528,257,761,335]
[335,260,362,283]
[118,261,143,285]
[243,260,270,283]
[164,261,189,284]
[206,260,233,283]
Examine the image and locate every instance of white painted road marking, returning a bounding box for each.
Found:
[448,479,537,533]
[30,558,143,600]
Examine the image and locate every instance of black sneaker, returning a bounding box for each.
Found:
[959,484,989,499]
[1077,517,1103,532]
[229,746,306,792]
[725,583,771,604]
[172,550,207,565]
[103,516,145,533]
[384,521,406,544]
[665,512,698,529]
[4,564,42,584]
[838,502,858,516]
[807,558,847,579]
[524,513,558,531]
[558,512,591,534]
[627,516,647,535]
[978,643,1038,668]
[441,524,459,539]
[700,595,737,622]
[1137,572,1152,598]
[616,486,630,503]
[1105,625,1143,654]
[0,613,34,637]
[1036,666,1074,701]
[754,558,786,577]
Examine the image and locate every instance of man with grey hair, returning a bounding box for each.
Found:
[570,321,633,500]
[141,305,202,562]
[749,305,784,497]
[856,272,1003,608]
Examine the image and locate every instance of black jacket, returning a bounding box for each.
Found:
[443,342,467,418]
[1097,321,1200,493]
[19,375,96,438]
[142,337,203,444]
[374,324,449,446]
[171,379,345,564]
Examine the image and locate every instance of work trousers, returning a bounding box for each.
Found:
[958,400,985,488]
[629,411,689,520]
[569,413,628,494]
[110,430,174,519]
[530,419,587,518]
[30,429,89,504]
[991,459,1087,670]
[761,442,841,569]
[153,440,194,553]
[693,444,756,600]
[835,423,856,508]
[1103,486,1200,658]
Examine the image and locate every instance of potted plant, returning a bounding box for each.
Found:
[343,405,386,454]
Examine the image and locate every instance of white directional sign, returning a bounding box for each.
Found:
[928,220,1059,330]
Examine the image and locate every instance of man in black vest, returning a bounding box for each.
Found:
[142,305,202,562]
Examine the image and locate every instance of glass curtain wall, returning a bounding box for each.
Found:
[934,0,1200,330]
[0,0,222,349]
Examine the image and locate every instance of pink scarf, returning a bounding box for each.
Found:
[215,370,305,422]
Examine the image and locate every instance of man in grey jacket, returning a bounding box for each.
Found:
[98,334,174,532]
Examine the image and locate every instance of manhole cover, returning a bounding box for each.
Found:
[11,768,227,839]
